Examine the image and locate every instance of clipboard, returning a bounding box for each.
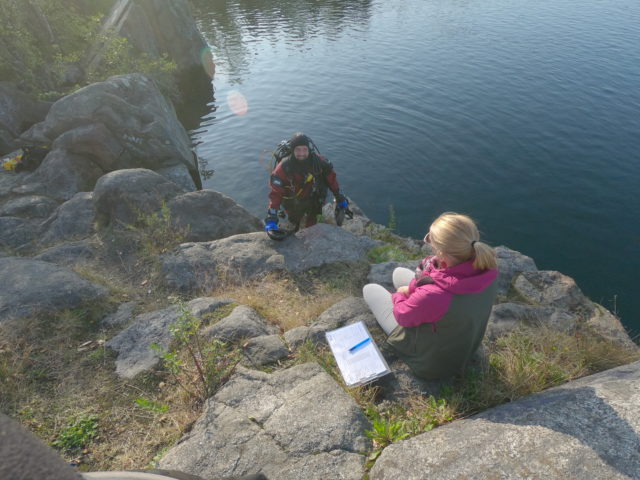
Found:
[325,321,391,387]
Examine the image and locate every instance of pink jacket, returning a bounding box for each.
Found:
[391,256,498,328]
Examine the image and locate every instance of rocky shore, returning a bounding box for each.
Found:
[2,2,640,480]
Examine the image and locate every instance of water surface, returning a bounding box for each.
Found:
[189,0,640,337]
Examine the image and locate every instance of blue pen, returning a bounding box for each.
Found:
[348,337,371,353]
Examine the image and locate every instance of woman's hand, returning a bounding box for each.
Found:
[396,286,410,296]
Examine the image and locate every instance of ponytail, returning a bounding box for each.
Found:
[428,212,497,270]
[471,241,497,270]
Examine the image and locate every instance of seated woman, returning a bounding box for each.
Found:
[363,212,498,380]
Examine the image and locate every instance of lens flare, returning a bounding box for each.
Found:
[227,90,248,116]
[200,47,215,78]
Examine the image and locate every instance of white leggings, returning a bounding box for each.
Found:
[363,267,414,335]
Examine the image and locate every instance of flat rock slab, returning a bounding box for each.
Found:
[162,223,380,292]
[370,360,640,479]
[160,362,370,480]
[106,297,234,378]
[0,257,107,323]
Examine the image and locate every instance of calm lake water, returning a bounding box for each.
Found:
[188,0,640,339]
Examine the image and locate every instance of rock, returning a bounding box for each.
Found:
[90,0,212,83]
[322,199,373,236]
[203,305,278,343]
[20,74,200,194]
[585,304,638,351]
[159,363,370,480]
[93,168,185,229]
[374,358,446,404]
[0,82,51,155]
[101,301,137,328]
[367,261,420,292]
[242,335,290,367]
[315,296,379,331]
[285,297,379,349]
[486,302,578,341]
[34,240,95,267]
[283,326,314,350]
[167,190,262,242]
[495,245,538,298]
[370,360,640,479]
[38,192,95,247]
[513,270,589,312]
[0,195,59,219]
[0,413,83,480]
[162,224,380,292]
[0,217,40,251]
[0,257,107,323]
[508,270,636,348]
[106,297,234,378]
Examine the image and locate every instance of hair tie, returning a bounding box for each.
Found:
[471,240,477,247]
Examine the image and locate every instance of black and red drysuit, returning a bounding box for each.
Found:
[268,152,342,229]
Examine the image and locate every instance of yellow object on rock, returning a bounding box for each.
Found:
[2,154,22,171]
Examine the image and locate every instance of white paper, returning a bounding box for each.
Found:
[325,321,391,387]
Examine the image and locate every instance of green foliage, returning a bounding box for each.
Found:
[86,31,177,87]
[135,397,170,414]
[131,203,189,257]
[153,302,241,404]
[366,417,409,449]
[364,395,456,452]
[367,244,412,263]
[0,0,177,97]
[51,414,99,452]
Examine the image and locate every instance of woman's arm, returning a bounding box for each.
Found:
[391,285,451,327]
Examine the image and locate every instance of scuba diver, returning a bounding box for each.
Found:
[265,132,350,239]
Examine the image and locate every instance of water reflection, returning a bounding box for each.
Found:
[190,0,373,83]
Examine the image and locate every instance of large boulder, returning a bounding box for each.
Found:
[161,223,380,293]
[512,270,637,349]
[0,257,108,323]
[93,168,185,229]
[19,73,200,199]
[38,192,95,247]
[159,363,370,480]
[370,360,640,479]
[167,190,262,242]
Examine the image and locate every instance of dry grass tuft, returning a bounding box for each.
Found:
[211,272,350,331]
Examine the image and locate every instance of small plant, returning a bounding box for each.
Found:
[52,414,99,452]
[135,397,170,414]
[131,203,189,257]
[387,204,397,231]
[364,407,410,449]
[153,302,241,404]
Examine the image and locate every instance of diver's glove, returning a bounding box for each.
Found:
[334,194,354,226]
[264,208,279,232]
[335,193,349,209]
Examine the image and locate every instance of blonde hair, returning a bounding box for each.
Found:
[428,212,497,270]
